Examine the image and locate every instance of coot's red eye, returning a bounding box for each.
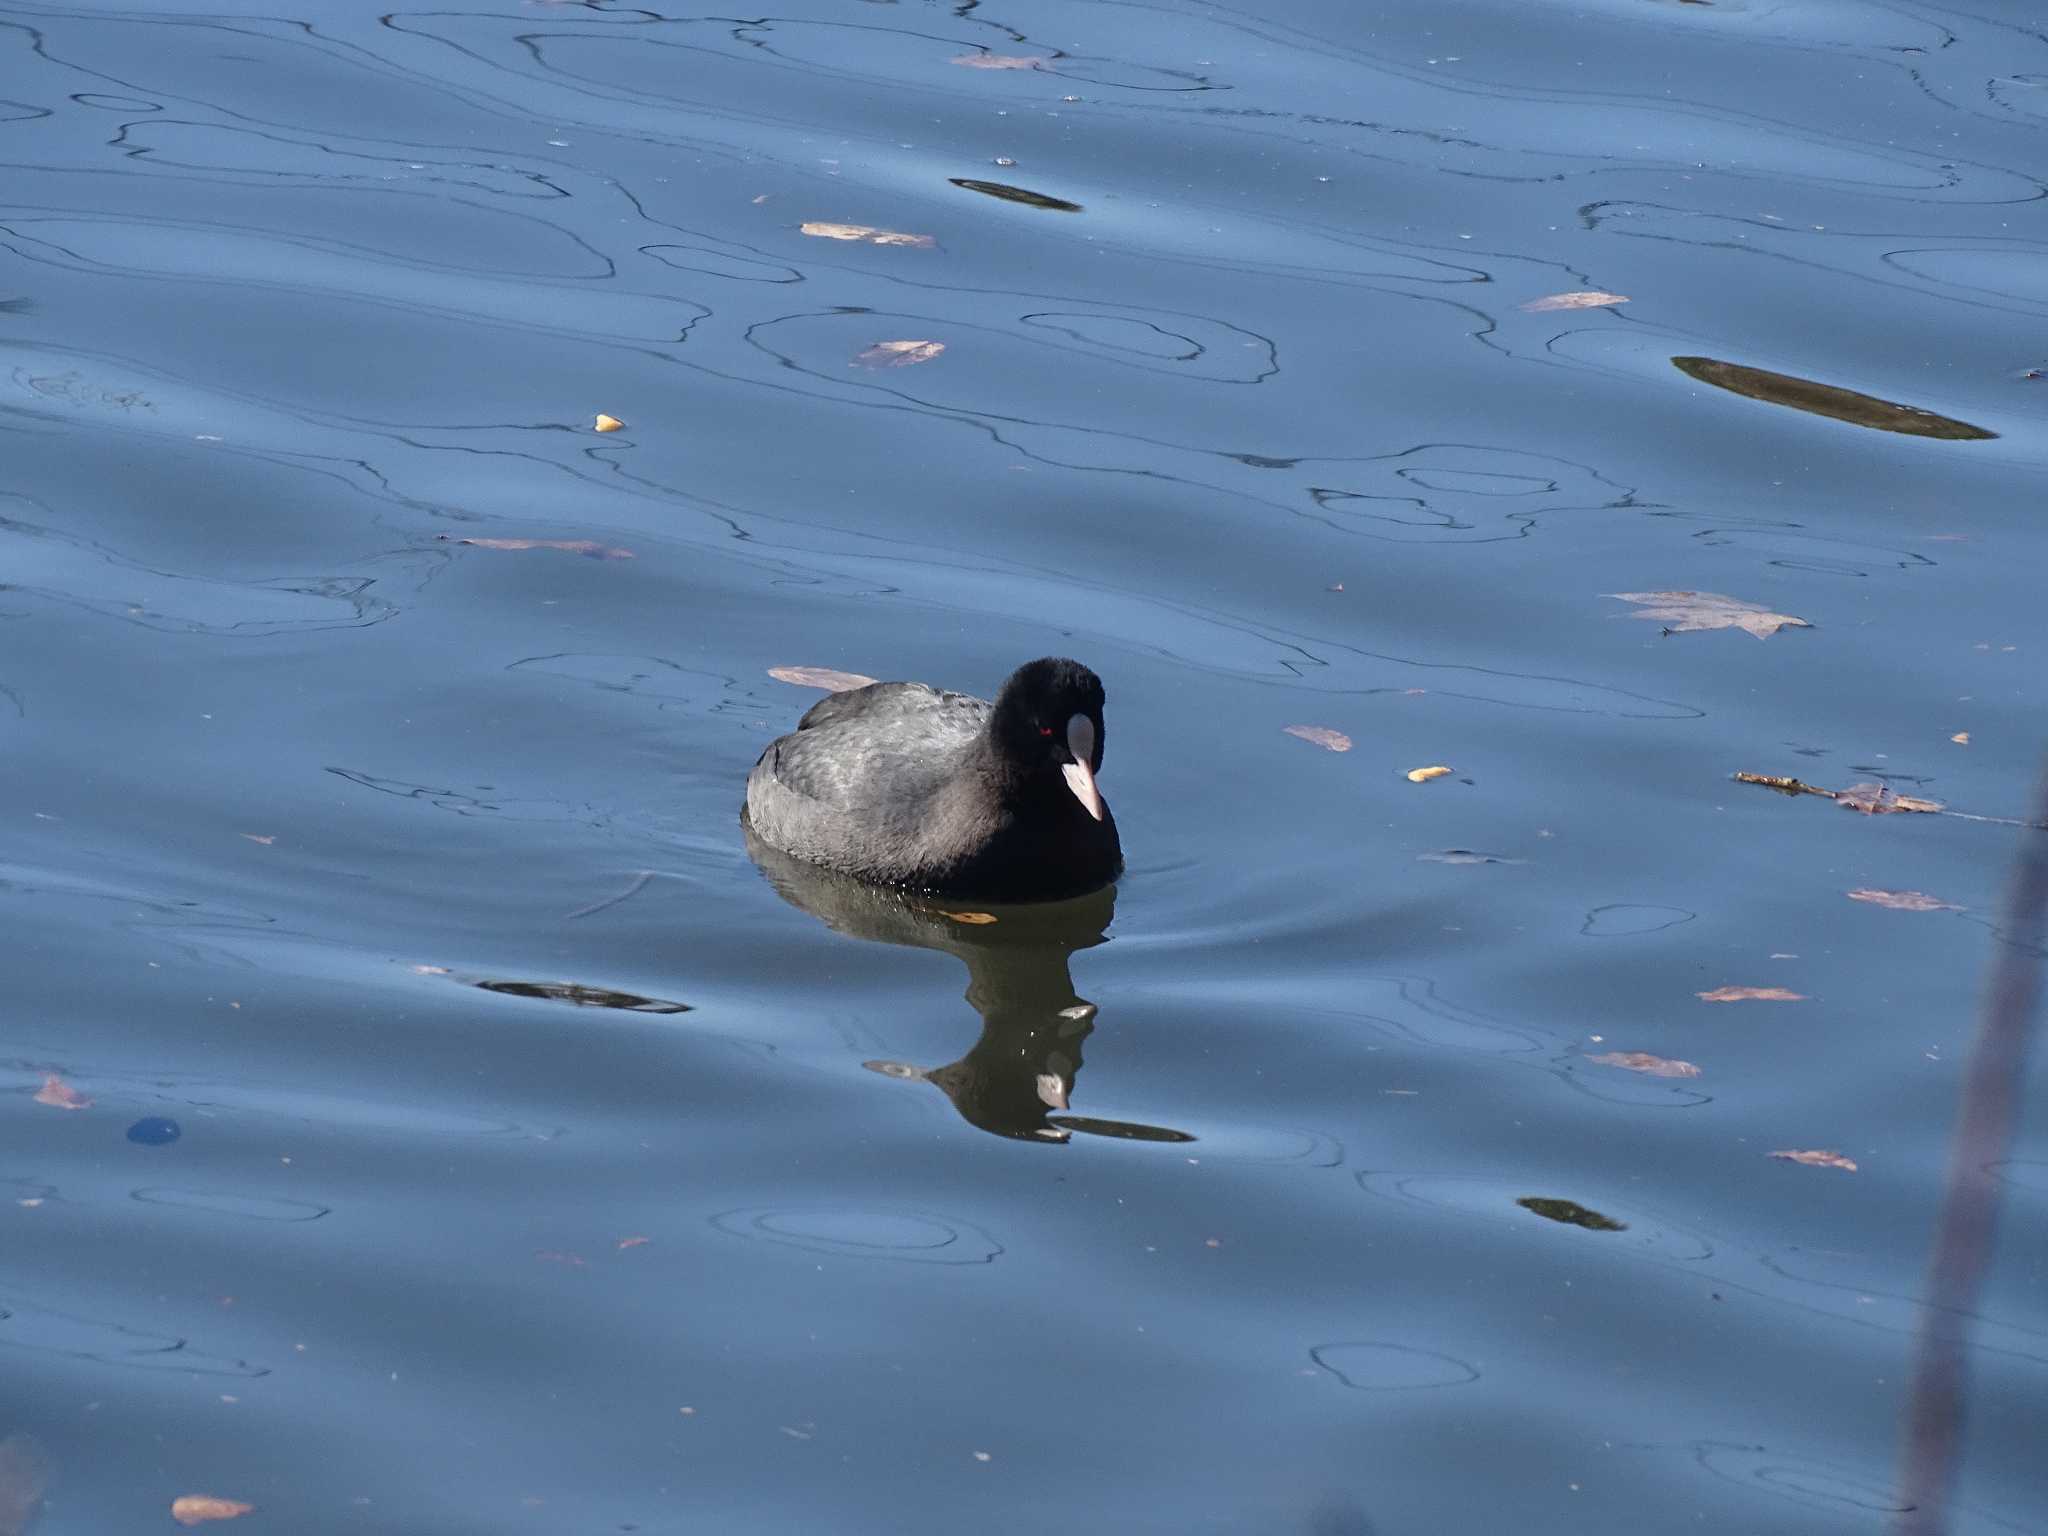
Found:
[1038,726,1054,736]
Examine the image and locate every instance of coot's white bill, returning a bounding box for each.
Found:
[1061,713,1104,821]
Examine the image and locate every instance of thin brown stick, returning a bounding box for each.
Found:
[1895,756,2048,1532]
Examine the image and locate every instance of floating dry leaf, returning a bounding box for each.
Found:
[854,340,945,368]
[1951,732,1970,745]
[799,221,935,248]
[1283,725,1352,753]
[171,1496,255,1526]
[1587,1051,1701,1078]
[33,1074,91,1110]
[1520,291,1629,313]
[950,53,1049,69]
[1837,782,1944,815]
[449,537,635,560]
[1611,591,1811,640]
[1848,888,1958,912]
[239,833,275,845]
[767,666,879,692]
[593,413,624,432]
[1697,986,1806,1002]
[1771,1149,1858,1172]
[1406,765,1453,783]
[616,1235,651,1250]
[939,910,999,925]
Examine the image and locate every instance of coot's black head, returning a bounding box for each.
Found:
[989,657,1109,821]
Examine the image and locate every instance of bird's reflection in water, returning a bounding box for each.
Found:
[746,827,1192,1146]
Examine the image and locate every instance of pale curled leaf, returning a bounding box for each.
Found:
[767,666,879,692]
[33,1074,90,1110]
[1587,1051,1701,1078]
[1520,291,1629,313]
[1837,782,1944,815]
[1406,765,1453,783]
[799,221,935,249]
[950,53,1050,69]
[854,340,945,368]
[1283,725,1351,753]
[1771,1149,1858,1172]
[1697,986,1806,1002]
[1611,591,1811,640]
[171,1496,255,1526]
[593,413,624,432]
[1950,732,1970,745]
[1847,888,1959,912]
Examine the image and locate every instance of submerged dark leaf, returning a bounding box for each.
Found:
[1672,356,1995,440]
[948,178,1083,212]
[1517,1196,1627,1232]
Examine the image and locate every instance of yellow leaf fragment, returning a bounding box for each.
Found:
[1587,1051,1701,1078]
[1406,765,1453,783]
[1520,291,1629,312]
[799,222,936,249]
[939,910,999,925]
[171,1495,255,1526]
[1698,986,1806,1002]
[33,1074,91,1110]
[1847,888,1959,912]
[1611,591,1811,640]
[593,413,624,432]
[951,53,1050,69]
[1950,732,1970,745]
[767,666,880,692]
[853,340,945,368]
[1283,725,1352,752]
[1771,1149,1858,1172]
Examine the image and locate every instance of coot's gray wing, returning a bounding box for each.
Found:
[747,683,993,882]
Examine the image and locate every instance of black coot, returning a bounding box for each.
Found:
[743,657,1123,901]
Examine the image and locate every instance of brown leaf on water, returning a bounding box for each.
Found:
[1697,986,1806,1002]
[448,537,635,560]
[768,666,879,692]
[593,413,624,432]
[0,1435,50,1536]
[1520,291,1629,313]
[1587,1051,1701,1078]
[950,53,1050,70]
[171,1496,255,1526]
[33,1074,91,1110]
[1611,591,1811,640]
[938,910,999,925]
[799,221,935,249]
[1836,782,1944,815]
[854,340,945,368]
[1771,1149,1858,1172]
[1283,725,1351,753]
[1848,888,1959,912]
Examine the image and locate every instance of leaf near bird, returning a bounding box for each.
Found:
[1836,782,1944,815]
[171,1497,255,1526]
[1283,725,1351,752]
[1587,1051,1701,1078]
[1520,291,1629,312]
[1697,986,1806,1002]
[854,340,945,368]
[1771,1149,1858,1172]
[767,666,880,691]
[938,910,999,924]
[1847,888,1958,912]
[799,222,936,248]
[1611,591,1811,639]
